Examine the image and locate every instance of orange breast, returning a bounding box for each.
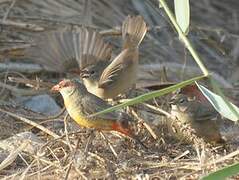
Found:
[64,97,116,131]
[68,108,115,130]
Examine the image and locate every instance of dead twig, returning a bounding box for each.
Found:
[64,113,73,153]
[0,20,44,31]
[0,44,31,57]
[130,109,157,140]
[0,62,47,73]
[205,149,239,167]
[8,76,54,89]
[2,0,16,21]
[64,138,81,180]
[143,103,173,118]
[0,142,28,171]
[22,107,66,121]
[0,108,60,139]
[0,80,47,96]
[100,132,118,158]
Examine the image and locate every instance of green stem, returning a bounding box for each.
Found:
[89,75,206,117]
[158,0,209,76]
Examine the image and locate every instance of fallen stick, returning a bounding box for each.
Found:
[0,19,44,31]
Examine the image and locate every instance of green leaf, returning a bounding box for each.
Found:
[202,162,239,180]
[174,0,190,35]
[196,82,239,121]
[89,75,206,117]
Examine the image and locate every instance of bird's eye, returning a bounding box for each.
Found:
[179,98,185,104]
[90,70,95,75]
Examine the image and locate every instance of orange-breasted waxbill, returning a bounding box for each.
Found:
[51,79,146,148]
[170,93,224,142]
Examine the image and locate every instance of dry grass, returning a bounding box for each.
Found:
[0,95,239,179]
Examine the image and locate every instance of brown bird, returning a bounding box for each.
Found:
[51,79,146,148]
[170,93,224,142]
[26,15,147,99]
[81,15,147,99]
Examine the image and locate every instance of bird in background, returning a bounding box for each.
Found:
[51,79,147,148]
[26,15,147,99]
[80,15,147,99]
[170,85,239,143]
[170,92,223,142]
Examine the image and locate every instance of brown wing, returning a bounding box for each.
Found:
[81,94,120,121]
[74,27,113,69]
[26,28,112,73]
[194,102,219,121]
[98,48,134,88]
[25,30,77,72]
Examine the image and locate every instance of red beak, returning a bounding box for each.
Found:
[51,84,60,92]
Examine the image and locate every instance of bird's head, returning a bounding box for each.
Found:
[170,94,195,113]
[51,79,87,97]
[80,61,108,82]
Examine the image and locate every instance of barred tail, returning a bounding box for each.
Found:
[122,15,147,49]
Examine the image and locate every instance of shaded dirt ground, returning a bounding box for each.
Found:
[0,0,239,179]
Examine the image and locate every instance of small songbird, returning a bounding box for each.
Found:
[26,15,147,99]
[170,93,224,142]
[80,15,147,99]
[51,79,146,147]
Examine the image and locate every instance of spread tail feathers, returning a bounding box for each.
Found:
[122,15,147,49]
[74,27,112,69]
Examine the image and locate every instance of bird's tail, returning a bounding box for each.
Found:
[122,15,147,49]
[74,27,112,69]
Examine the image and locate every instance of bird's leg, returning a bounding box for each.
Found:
[84,129,95,155]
